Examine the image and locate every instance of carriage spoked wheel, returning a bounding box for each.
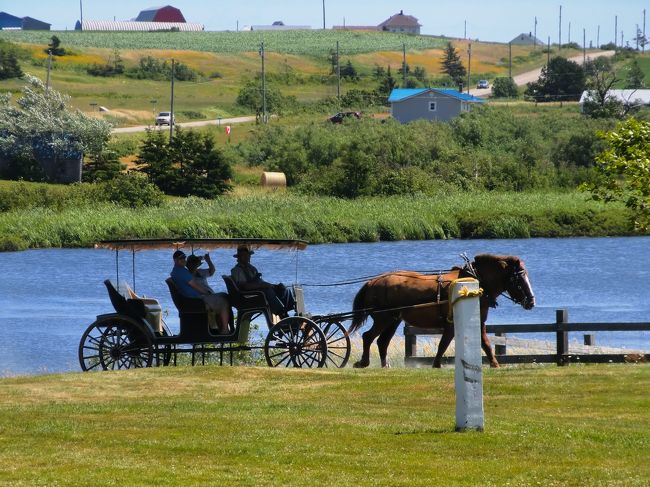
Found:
[78,318,154,371]
[315,319,351,368]
[264,317,327,368]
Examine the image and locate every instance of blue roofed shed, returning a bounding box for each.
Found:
[388,88,485,123]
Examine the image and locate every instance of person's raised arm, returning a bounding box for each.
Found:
[204,253,216,277]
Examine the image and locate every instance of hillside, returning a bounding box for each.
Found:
[0,30,586,126]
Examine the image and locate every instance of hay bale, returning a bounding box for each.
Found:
[261,171,287,188]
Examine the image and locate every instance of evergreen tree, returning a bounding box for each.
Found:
[83,150,124,182]
[0,50,23,80]
[340,60,359,81]
[440,42,467,88]
[378,66,396,96]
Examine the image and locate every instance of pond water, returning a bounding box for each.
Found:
[1,236,649,376]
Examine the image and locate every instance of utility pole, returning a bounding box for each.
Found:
[336,40,340,99]
[597,25,600,49]
[534,16,537,48]
[547,36,551,66]
[402,43,407,86]
[637,24,640,51]
[583,28,586,65]
[644,9,646,53]
[170,59,175,141]
[467,43,471,94]
[79,0,83,30]
[322,0,326,29]
[614,15,617,48]
[464,20,467,39]
[46,49,52,90]
[260,42,267,123]
[559,5,562,50]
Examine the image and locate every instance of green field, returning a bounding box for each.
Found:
[0,30,448,55]
[0,365,648,485]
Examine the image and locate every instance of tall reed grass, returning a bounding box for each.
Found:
[0,190,635,251]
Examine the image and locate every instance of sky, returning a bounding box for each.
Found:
[0,0,648,45]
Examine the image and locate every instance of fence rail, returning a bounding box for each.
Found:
[404,309,650,367]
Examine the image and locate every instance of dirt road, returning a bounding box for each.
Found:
[112,115,256,134]
[468,50,615,97]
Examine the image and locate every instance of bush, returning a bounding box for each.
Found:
[99,173,164,208]
[491,77,518,98]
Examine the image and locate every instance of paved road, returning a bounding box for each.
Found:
[468,50,615,97]
[112,115,256,134]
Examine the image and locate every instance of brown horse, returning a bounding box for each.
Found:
[349,254,535,368]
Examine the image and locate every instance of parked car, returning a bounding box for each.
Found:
[476,80,490,89]
[155,112,175,126]
[328,111,361,123]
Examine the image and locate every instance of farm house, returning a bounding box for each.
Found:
[378,10,421,35]
[0,11,50,30]
[388,88,485,123]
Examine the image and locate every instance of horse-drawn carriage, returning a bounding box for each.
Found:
[78,238,351,371]
[79,238,535,372]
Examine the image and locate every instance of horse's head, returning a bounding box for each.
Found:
[474,255,535,310]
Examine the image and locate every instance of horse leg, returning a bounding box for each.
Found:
[376,318,400,368]
[481,323,500,368]
[433,325,455,368]
[353,319,384,368]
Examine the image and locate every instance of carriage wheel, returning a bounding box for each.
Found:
[317,319,351,368]
[264,317,327,368]
[78,318,153,371]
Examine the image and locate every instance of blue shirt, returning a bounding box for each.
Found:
[170,266,201,298]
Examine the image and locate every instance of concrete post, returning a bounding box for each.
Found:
[452,278,484,432]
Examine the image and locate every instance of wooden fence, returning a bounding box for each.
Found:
[404,309,650,367]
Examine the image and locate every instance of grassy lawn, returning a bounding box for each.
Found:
[0,365,648,485]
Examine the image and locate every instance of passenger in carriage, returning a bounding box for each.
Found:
[230,245,296,318]
[170,250,230,334]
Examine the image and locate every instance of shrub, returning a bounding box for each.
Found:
[491,77,518,98]
[99,173,164,208]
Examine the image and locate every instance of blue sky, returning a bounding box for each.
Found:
[0,0,648,45]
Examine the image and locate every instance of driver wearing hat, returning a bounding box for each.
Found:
[230,245,295,318]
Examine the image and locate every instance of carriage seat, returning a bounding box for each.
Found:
[222,275,270,311]
[105,279,147,320]
[165,278,207,315]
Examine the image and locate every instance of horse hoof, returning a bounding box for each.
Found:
[381,362,391,368]
[432,361,441,368]
[490,362,500,368]
[353,361,368,369]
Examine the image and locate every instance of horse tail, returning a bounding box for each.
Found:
[349,283,370,333]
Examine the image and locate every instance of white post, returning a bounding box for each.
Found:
[452,278,484,432]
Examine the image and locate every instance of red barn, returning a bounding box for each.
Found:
[135,5,186,23]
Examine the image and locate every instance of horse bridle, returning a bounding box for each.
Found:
[503,268,535,308]
[462,259,534,308]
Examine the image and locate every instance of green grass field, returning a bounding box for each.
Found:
[0,365,648,485]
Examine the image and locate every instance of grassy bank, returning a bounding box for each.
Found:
[0,189,637,251]
[0,365,648,485]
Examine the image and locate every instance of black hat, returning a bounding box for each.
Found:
[233,245,254,258]
[173,250,186,260]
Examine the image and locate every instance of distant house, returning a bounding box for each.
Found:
[0,11,50,30]
[388,88,485,123]
[135,5,186,23]
[510,32,543,46]
[579,89,650,112]
[379,10,420,35]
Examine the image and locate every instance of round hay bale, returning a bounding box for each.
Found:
[261,171,287,188]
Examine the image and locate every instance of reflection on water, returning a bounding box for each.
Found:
[1,236,649,376]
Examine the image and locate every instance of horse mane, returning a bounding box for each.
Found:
[474,254,520,268]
